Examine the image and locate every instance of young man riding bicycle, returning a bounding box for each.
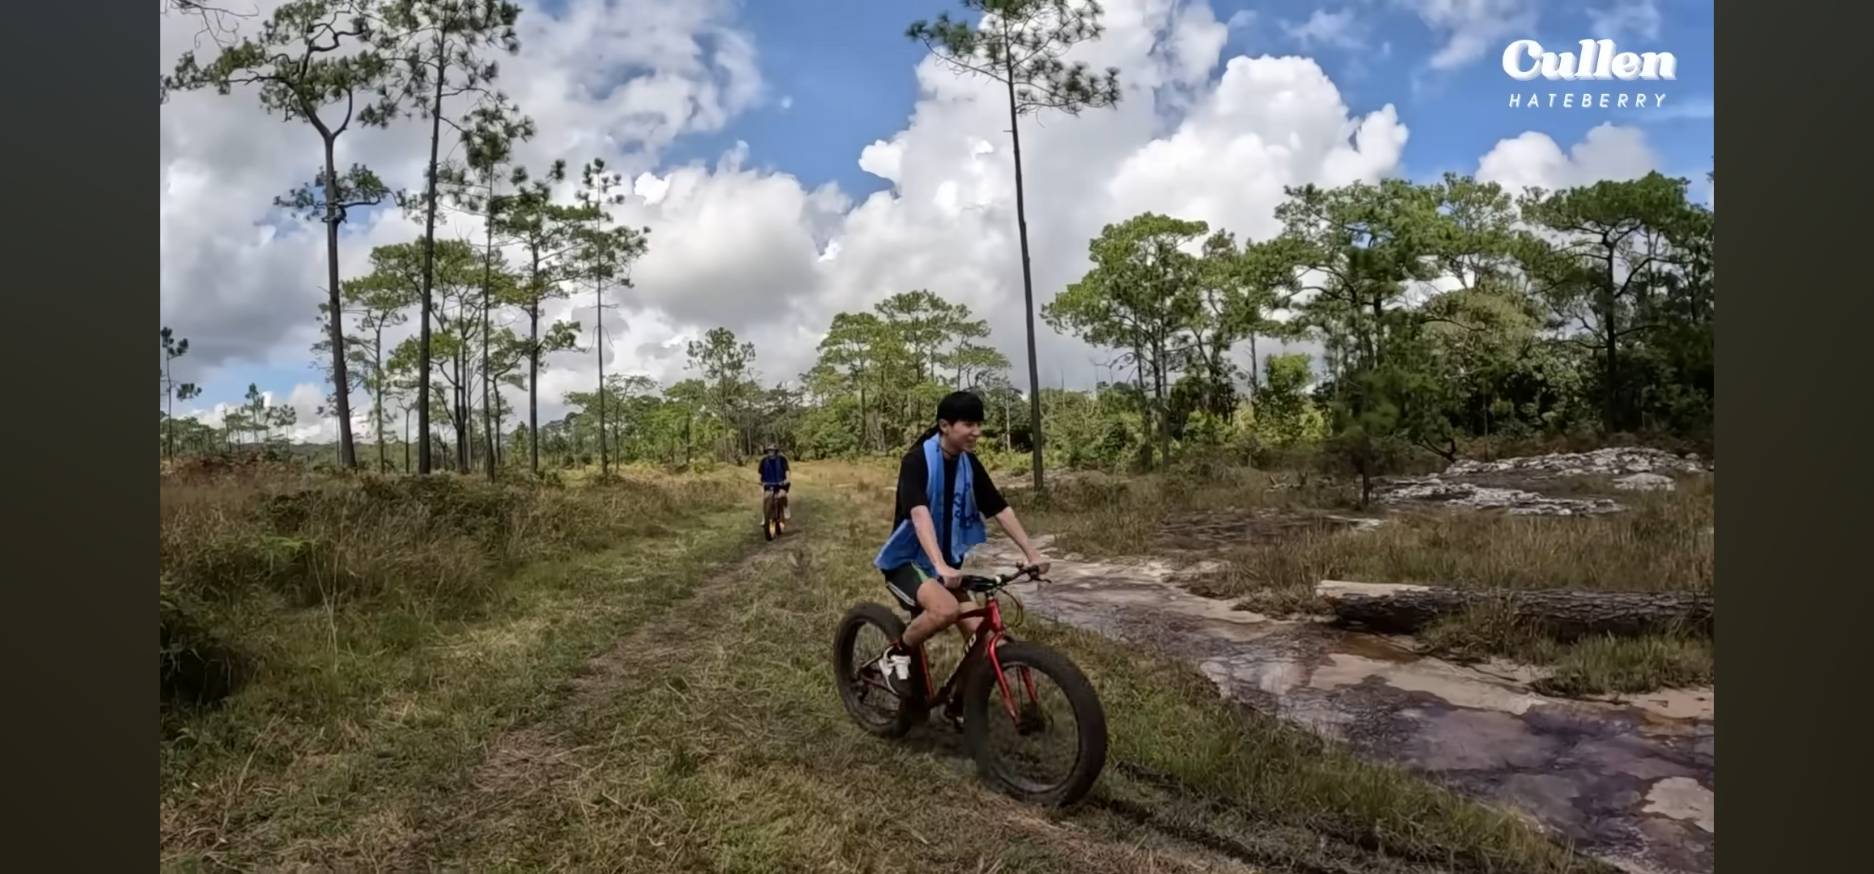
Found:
[874,391,1050,702]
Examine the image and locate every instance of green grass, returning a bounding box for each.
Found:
[1418,611,1715,698]
[160,461,1610,872]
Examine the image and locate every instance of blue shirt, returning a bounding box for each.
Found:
[759,455,789,485]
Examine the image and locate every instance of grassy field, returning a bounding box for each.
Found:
[1013,465,1714,696]
[159,460,1612,872]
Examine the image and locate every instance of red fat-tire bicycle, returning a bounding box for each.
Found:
[831,567,1108,808]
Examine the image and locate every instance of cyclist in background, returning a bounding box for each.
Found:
[758,444,790,521]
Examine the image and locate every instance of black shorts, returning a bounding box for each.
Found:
[763,481,790,492]
[881,564,966,614]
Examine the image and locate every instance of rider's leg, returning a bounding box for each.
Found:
[953,594,983,642]
[900,579,966,648]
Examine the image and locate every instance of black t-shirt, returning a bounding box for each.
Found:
[893,447,1008,563]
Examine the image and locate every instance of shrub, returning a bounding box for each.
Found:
[159,580,247,714]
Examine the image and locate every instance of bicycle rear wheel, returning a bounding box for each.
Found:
[832,603,922,738]
[961,641,1107,808]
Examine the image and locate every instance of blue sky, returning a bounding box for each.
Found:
[664,0,1712,199]
[166,0,1715,430]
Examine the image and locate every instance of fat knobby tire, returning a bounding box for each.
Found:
[960,640,1108,808]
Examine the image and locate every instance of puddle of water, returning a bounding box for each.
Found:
[1595,688,1716,722]
[1321,628,1419,663]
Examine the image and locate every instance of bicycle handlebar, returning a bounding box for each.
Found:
[958,564,1047,593]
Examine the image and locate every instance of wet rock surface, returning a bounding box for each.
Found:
[1377,479,1624,516]
[1614,473,1677,492]
[973,538,1715,874]
[1446,448,1709,479]
[1376,446,1709,515]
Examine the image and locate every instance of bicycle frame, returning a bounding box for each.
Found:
[908,593,1042,727]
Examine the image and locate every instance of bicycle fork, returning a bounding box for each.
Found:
[909,598,1044,731]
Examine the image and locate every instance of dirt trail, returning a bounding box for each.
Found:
[972,537,1715,874]
[383,498,1276,873]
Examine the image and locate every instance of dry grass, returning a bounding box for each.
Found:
[1010,465,1344,557]
[1025,469,1710,603]
[157,466,744,719]
[1418,606,1715,697]
[1212,478,1713,609]
[1009,460,1713,696]
[159,461,1608,873]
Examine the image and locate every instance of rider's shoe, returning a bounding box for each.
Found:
[879,644,913,697]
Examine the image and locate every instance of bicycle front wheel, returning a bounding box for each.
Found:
[961,641,1107,808]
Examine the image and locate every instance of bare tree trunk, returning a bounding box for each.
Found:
[1317,581,1714,640]
[528,251,541,476]
[1004,61,1045,494]
[597,281,609,477]
[457,311,471,473]
[415,41,446,475]
[481,175,498,482]
[1604,319,1620,433]
[1132,350,1151,470]
[1152,335,1171,466]
[164,358,176,461]
[374,324,387,472]
[319,135,356,468]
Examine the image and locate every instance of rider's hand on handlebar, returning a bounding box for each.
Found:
[935,565,964,589]
[1022,554,1051,578]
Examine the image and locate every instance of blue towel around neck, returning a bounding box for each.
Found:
[873,434,984,575]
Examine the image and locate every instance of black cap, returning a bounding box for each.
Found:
[936,390,985,424]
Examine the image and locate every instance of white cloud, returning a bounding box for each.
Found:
[1475,123,1660,195]
[796,0,1405,393]
[1397,0,1541,71]
[858,139,905,184]
[1587,0,1664,41]
[501,0,764,166]
[612,145,851,330]
[160,0,765,377]
[284,383,332,442]
[1285,10,1367,51]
